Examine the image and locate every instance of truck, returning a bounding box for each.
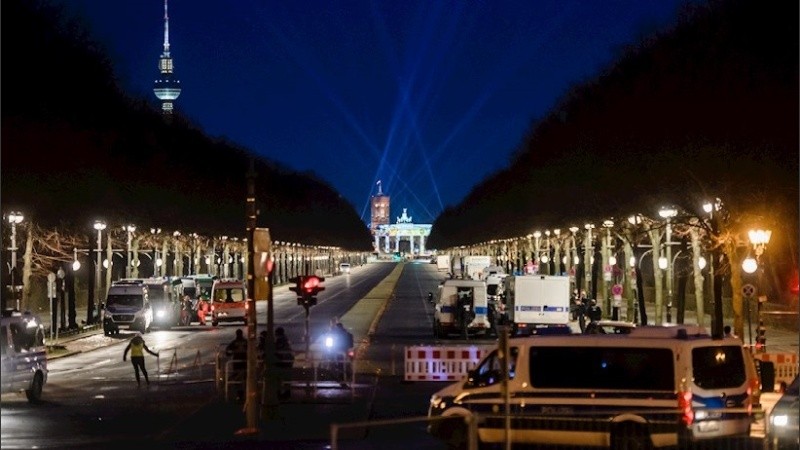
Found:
[436,254,451,272]
[433,279,489,339]
[502,275,570,336]
[462,255,493,280]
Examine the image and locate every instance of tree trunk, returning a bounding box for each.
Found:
[623,241,636,323]
[689,226,706,328]
[22,226,33,311]
[648,228,663,324]
[725,240,745,342]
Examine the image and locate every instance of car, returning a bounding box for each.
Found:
[765,374,799,450]
[339,263,351,274]
[584,319,636,334]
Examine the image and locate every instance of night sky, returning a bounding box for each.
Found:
[58,0,692,225]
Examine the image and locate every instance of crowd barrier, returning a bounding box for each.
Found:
[754,352,799,390]
[153,344,218,383]
[404,345,495,382]
[215,349,356,402]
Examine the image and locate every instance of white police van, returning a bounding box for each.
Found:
[102,280,153,335]
[433,279,489,338]
[428,325,760,449]
[1,310,47,402]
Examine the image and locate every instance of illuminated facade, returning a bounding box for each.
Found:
[152,0,181,117]
[370,180,390,233]
[373,208,432,256]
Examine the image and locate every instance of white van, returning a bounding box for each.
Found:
[428,325,761,449]
[102,280,153,335]
[433,279,489,338]
[1,310,47,402]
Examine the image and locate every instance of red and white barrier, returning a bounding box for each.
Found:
[755,352,799,389]
[404,345,495,381]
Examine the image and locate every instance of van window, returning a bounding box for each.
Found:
[529,347,674,391]
[467,347,518,388]
[486,284,499,296]
[106,294,144,308]
[214,287,245,303]
[692,345,746,389]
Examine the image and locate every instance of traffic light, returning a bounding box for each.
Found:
[290,275,325,307]
[755,320,766,352]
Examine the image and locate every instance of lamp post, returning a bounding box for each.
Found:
[584,223,594,300]
[7,211,24,311]
[123,225,136,278]
[748,228,771,349]
[659,206,677,323]
[93,220,106,324]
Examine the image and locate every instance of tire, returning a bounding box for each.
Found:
[611,423,651,450]
[212,320,219,327]
[26,372,44,402]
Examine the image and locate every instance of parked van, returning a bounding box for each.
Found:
[428,325,761,449]
[1,310,47,402]
[433,279,489,338]
[210,279,248,326]
[102,280,153,335]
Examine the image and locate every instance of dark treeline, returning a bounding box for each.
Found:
[428,0,798,251]
[1,0,373,251]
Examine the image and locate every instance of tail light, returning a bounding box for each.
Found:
[678,390,693,425]
[245,302,249,310]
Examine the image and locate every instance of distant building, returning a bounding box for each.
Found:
[373,205,432,257]
[370,180,390,233]
[152,0,181,118]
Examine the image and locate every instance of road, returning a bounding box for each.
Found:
[1,261,794,449]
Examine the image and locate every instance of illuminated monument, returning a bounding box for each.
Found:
[152,0,181,118]
[370,182,432,257]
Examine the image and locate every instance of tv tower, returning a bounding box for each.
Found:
[153,0,181,117]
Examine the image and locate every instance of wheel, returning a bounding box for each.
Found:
[26,372,44,402]
[611,423,651,450]
[212,320,218,327]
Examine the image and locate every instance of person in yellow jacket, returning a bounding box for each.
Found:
[123,333,159,386]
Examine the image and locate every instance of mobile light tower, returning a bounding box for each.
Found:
[152,0,181,118]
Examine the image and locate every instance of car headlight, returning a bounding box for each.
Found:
[156,310,166,319]
[771,414,789,427]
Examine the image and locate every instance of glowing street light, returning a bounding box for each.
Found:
[123,225,136,278]
[7,211,24,310]
[659,206,678,323]
[93,220,107,323]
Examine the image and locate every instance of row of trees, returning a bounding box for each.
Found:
[428,0,798,319]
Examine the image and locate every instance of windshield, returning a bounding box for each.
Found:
[106,294,144,308]
[692,345,746,389]
[213,287,245,303]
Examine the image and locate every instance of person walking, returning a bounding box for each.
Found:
[122,333,159,386]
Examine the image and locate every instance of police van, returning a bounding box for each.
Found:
[102,280,153,335]
[1,310,47,402]
[433,279,489,338]
[428,325,761,449]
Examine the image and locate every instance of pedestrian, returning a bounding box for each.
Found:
[196,295,209,325]
[723,325,737,338]
[274,327,294,368]
[275,326,294,399]
[225,328,248,400]
[122,333,159,387]
[588,299,603,323]
[577,298,587,333]
[570,289,579,321]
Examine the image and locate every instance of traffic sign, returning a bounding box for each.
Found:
[741,283,756,298]
[611,284,623,297]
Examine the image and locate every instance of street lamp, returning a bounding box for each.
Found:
[7,211,24,310]
[123,225,136,278]
[659,206,677,323]
[748,228,771,350]
[93,220,107,324]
